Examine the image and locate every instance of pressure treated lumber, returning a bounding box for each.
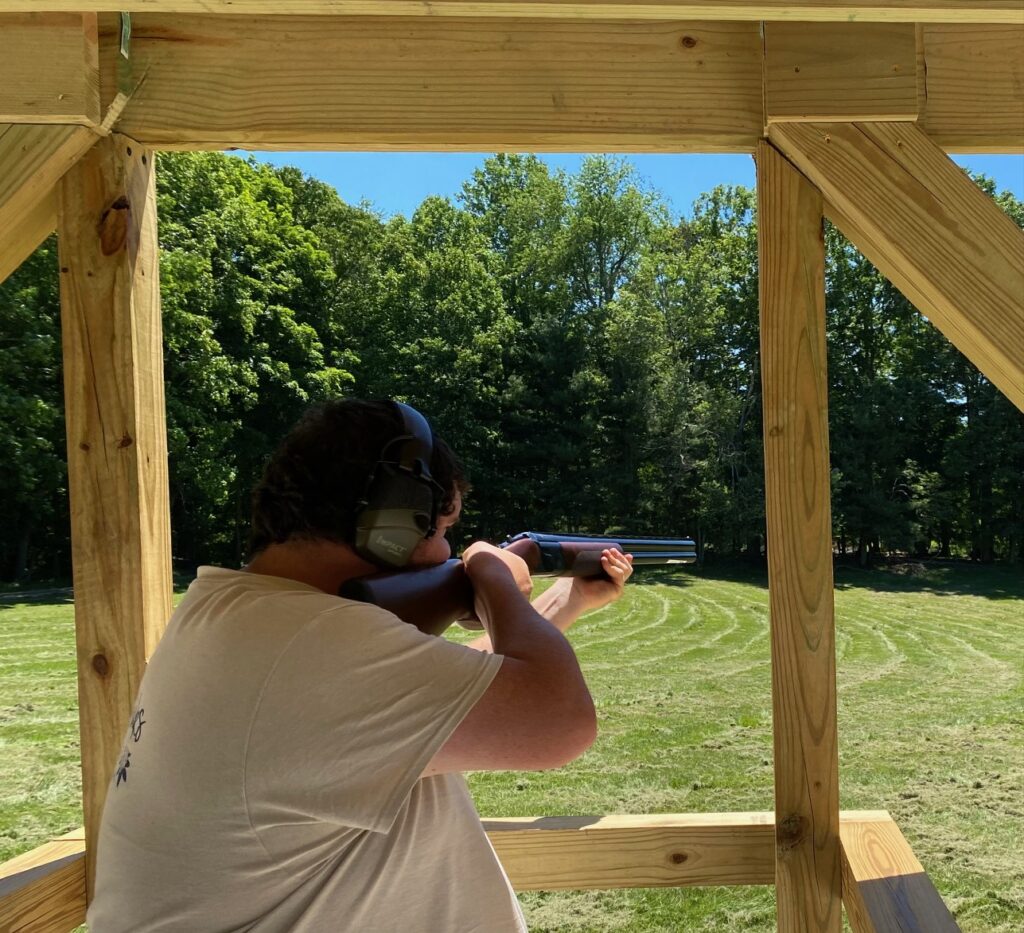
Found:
[107,15,762,152]
[763,22,918,122]
[768,121,1024,411]
[57,135,173,900]
[0,812,904,931]
[0,13,100,124]
[840,817,960,932]
[0,187,56,287]
[920,24,1024,153]
[0,123,98,286]
[1,2,1022,23]
[0,836,86,933]
[95,16,1024,152]
[757,141,842,933]
[484,812,777,889]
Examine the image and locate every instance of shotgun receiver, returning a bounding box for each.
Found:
[339,532,697,636]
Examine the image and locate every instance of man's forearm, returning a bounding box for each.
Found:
[466,579,585,652]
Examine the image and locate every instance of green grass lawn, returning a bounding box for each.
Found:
[1,562,1022,931]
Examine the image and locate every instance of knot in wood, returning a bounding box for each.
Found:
[99,196,131,256]
[669,852,688,865]
[92,653,110,677]
[118,432,134,449]
[681,36,697,49]
[776,814,806,851]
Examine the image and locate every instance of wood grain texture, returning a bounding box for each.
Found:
[106,14,763,152]
[764,22,918,122]
[0,838,86,933]
[757,140,842,933]
[0,2,1022,23]
[0,13,100,124]
[484,812,777,889]
[0,123,98,285]
[0,187,56,288]
[769,121,1024,411]
[57,135,173,900]
[920,23,1024,152]
[90,14,1024,152]
[841,817,961,932]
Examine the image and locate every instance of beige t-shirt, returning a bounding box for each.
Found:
[88,566,525,932]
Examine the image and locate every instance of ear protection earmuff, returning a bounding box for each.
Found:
[353,402,444,568]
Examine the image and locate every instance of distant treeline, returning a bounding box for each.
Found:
[1,153,1021,581]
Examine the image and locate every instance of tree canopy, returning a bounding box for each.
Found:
[1,152,1020,581]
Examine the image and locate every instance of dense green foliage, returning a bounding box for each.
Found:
[0,153,1021,579]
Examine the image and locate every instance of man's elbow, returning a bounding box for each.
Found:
[536,693,597,769]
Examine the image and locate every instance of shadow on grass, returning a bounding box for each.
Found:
[634,559,1024,602]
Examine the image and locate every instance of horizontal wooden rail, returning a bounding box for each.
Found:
[0,831,86,933]
[841,817,961,931]
[484,811,777,889]
[0,813,961,930]
[0,3,1022,24]
[75,14,1022,152]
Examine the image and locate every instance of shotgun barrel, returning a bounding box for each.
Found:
[340,531,697,636]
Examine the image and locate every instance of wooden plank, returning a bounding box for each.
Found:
[0,123,98,286]
[841,816,960,932]
[106,14,763,152]
[0,13,99,124]
[769,121,1024,411]
[0,838,86,933]
[764,22,918,122]
[57,135,173,900]
[0,2,1022,24]
[0,187,56,287]
[757,141,842,933]
[920,23,1024,153]
[93,15,1024,152]
[484,812,777,889]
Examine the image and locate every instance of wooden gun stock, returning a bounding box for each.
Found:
[339,532,696,636]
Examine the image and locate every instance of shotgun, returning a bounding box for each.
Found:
[339,532,697,636]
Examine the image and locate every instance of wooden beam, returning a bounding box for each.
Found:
[0,837,86,933]
[0,123,98,286]
[757,140,842,933]
[58,134,173,900]
[95,16,1023,152]
[1,2,1022,24]
[0,13,100,125]
[769,121,1024,411]
[841,816,961,932]
[3,812,947,930]
[0,187,56,287]
[921,24,1024,153]
[484,812,777,889]
[108,15,763,152]
[764,22,918,123]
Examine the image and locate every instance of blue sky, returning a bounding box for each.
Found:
[252,152,1023,222]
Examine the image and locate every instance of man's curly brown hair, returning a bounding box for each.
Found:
[248,399,467,557]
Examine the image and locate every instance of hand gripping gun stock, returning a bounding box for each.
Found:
[340,531,697,636]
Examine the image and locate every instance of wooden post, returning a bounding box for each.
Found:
[57,134,172,900]
[756,140,841,933]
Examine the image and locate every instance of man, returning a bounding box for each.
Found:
[88,399,632,932]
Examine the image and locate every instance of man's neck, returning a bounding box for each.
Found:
[243,539,378,595]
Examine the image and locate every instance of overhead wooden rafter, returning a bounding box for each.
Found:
[0,2,1022,23]
[0,13,100,125]
[79,15,1021,153]
[769,121,1024,412]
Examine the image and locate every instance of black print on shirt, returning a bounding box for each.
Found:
[115,749,131,787]
[130,707,145,742]
[114,703,145,788]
